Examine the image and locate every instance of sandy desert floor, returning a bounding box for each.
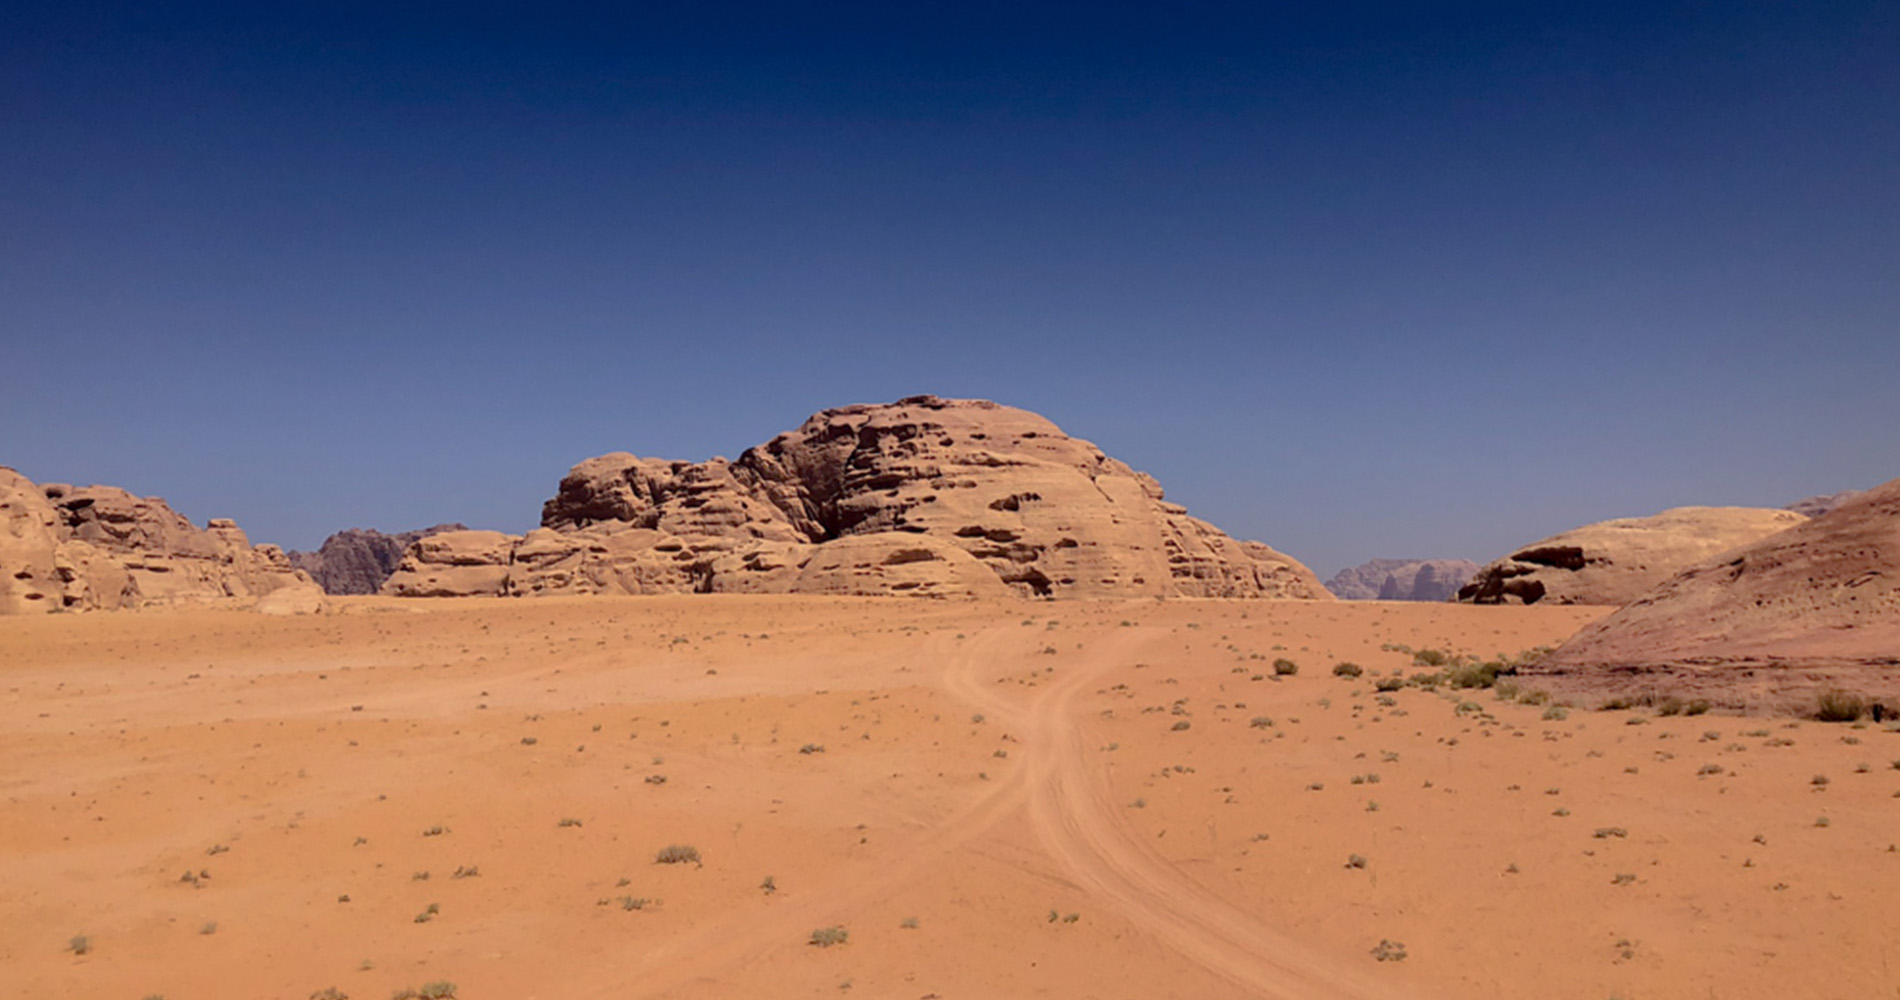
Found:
[4,596,1898,1000]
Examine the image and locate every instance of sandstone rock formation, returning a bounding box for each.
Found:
[1785,490,1865,520]
[384,396,1331,601]
[1528,478,1900,712]
[1325,559,1480,601]
[1456,506,1806,607]
[1,466,314,614]
[289,524,467,595]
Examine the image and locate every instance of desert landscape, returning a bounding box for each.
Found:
[5,395,1898,1000]
[8,6,1898,998]
[6,595,1898,1000]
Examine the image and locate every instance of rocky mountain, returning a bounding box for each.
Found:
[1528,477,1900,712]
[1785,490,1865,519]
[289,524,467,595]
[1325,558,1480,601]
[1457,506,1807,606]
[1,466,320,614]
[384,395,1331,601]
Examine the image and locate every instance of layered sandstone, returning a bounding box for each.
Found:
[0,467,317,614]
[1529,478,1900,711]
[1325,558,1480,601]
[1456,506,1806,607]
[384,396,1330,601]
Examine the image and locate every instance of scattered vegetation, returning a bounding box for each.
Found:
[390,982,457,1000]
[1332,661,1363,679]
[1370,938,1408,962]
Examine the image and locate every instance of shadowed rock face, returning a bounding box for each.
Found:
[386,395,1331,601]
[1457,507,1807,607]
[1325,559,1480,601]
[1529,477,1900,712]
[0,467,316,614]
[289,524,467,595]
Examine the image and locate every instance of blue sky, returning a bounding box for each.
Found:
[4,2,1896,577]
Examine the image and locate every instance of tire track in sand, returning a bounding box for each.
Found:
[589,628,1080,998]
[1018,629,1411,1000]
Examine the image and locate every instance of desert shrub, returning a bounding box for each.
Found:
[1492,679,1521,700]
[1684,699,1712,716]
[1815,690,1866,722]
[1249,716,1274,729]
[655,844,701,865]
[1370,938,1408,962]
[1518,689,1550,706]
[1169,720,1191,731]
[1412,649,1450,667]
[1272,658,1299,677]
[1374,676,1403,693]
[1332,662,1363,679]
[309,989,348,1000]
[799,743,826,754]
[1656,696,1686,717]
[68,934,90,955]
[1445,661,1501,689]
[809,926,849,948]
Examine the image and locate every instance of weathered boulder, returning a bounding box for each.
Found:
[1528,478,1900,712]
[1325,559,1481,601]
[0,466,313,614]
[385,395,1331,602]
[288,524,468,595]
[381,530,518,598]
[1457,507,1806,607]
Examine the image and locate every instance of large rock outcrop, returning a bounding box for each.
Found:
[384,396,1331,601]
[1325,558,1480,601]
[1527,478,1900,712]
[1,466,317,614]
[1456,506,1806,607]
[289,524,467,595]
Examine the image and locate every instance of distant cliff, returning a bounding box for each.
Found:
[289,524,467,595]
[1325,559,1480,601]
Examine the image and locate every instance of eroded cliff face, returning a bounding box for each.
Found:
[385,395,1331,601]
[1456,506,1807,607]
[1,467,316,614]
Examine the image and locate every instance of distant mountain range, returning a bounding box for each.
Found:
[1324,558,1480,602]
[288,524,467,595]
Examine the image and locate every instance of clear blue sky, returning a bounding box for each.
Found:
[5,2,1896,577]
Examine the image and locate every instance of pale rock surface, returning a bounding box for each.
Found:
[1325,558,1481,601]
[1457,506,1806,607]
[0,467,312,614]
[1530,478,1900,711]
[384,396,1330,601]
